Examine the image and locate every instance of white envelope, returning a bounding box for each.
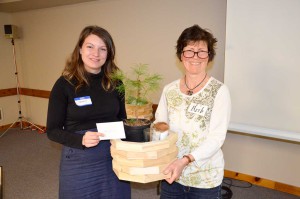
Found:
[96,121,126,140]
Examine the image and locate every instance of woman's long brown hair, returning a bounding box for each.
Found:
[62,25,119,91]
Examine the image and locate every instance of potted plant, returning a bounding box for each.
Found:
[112,63,163,142]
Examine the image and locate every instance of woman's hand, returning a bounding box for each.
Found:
[82,131,105,148]
[163,157,189,184]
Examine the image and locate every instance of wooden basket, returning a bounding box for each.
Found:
[110,132,178,183]
[125,102,153,120]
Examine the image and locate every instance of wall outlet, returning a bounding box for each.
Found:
[0,108,3,121]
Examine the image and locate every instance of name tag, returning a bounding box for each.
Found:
[187,102,208,116]
[74,96,92,106]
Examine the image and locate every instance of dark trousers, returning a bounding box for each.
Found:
[160,180,222,199]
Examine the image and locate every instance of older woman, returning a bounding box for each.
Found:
[155,24,231,199]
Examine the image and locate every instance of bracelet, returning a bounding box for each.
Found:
[183,155,192,164]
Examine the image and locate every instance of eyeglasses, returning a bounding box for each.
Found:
[182,50,209,59]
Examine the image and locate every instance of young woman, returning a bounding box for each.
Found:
[46,26,130,199]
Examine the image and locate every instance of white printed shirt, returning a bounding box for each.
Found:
[155,77,231,188]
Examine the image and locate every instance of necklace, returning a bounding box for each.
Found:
[184,73,207,96]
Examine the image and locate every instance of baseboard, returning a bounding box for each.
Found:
[0,123,19,131]
[0,121,46,133]
[224,170,300,196]
[0,88,17,97]
[19,88,50,98]
[0,88,50,98]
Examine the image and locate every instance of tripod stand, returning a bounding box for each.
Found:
[0,38,45,138]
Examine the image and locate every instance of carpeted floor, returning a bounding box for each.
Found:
[0,128,298,199]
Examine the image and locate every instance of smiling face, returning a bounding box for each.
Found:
[181,41,209,75]
[80,34,107,74]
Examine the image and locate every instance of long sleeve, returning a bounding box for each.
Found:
[46,77,84,149]
[191,85,231,166]
[154,86,169,124]
[46,74,125,149]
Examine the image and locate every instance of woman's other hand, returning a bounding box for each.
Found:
[82,131,105,148]
[163,157,189,184]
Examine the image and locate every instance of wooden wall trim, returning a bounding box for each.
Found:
[0,123,19,131]
[224,170,300,196]
[19,88,50,98]
[0,88,50,98]
[0,88,17,97]
[0,122,45,133]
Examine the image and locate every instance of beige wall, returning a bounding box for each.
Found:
[223,132,300,187]
[8,0,226,126]
[0,12,20,125]
[0,13,14,88]
[1,0,299,188]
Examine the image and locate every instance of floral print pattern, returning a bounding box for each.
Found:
[165,77,224,188]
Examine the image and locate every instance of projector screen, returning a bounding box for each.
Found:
[224,0,300,142]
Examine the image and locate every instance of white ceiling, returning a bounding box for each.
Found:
[0,0,97,13]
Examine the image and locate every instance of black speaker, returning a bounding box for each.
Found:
[4,24,19,39]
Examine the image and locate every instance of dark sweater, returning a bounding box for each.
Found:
[46,71,126,149]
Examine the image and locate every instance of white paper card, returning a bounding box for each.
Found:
[187,103,208,116]
[96,121,126,140]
